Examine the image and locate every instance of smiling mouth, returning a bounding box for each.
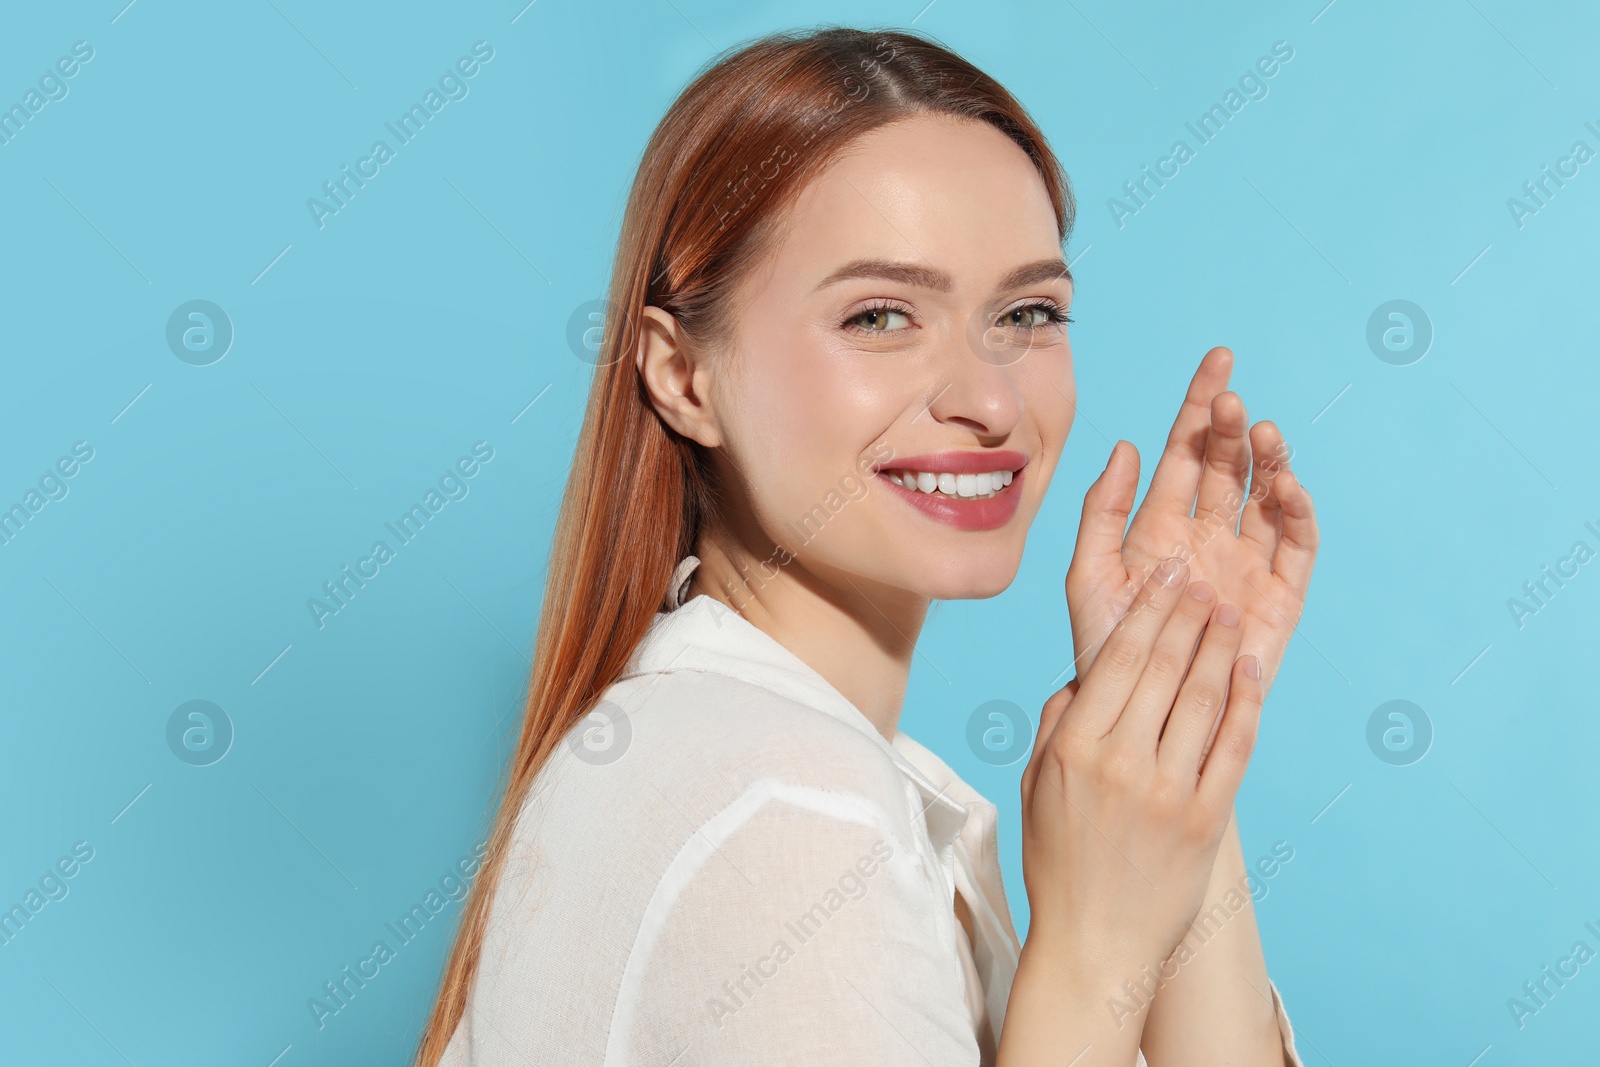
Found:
[875,467,1015,501]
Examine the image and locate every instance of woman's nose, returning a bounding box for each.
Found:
[922,322,1027,438]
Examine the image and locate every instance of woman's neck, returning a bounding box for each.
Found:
[686,534,928,743]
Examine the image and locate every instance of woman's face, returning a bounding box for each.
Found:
[706,111,1076,603]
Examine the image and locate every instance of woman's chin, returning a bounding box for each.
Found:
[907,556,1021,602]
[798,539,1025,603]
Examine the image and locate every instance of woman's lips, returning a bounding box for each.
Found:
[882,449,1027,474]
[875,463,1025,532]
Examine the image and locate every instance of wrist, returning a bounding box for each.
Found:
[1000,936,1152,1067]
[1015,929,1162,1019]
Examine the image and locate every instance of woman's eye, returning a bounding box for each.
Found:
[847,306,913,333]
[1003,303,1072,329]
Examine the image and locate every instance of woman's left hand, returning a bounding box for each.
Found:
[1064,346,1319,692]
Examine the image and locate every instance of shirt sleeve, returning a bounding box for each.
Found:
[600,778,982,1067]
[1127,979,1303,1067]
[1268,979,1304,1067]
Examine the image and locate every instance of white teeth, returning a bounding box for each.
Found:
[880,467,1017,500]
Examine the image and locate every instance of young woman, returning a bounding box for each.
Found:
[416,25,1318,1067]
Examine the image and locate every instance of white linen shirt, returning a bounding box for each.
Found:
[440,556,1305,1066]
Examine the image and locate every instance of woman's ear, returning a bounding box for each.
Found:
[635,305,722,448]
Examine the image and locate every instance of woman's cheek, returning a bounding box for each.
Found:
[730,354,843,523]
[765,344,877,449]
[1021,348,1075,448]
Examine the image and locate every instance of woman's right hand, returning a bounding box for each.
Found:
[1001,554,1263,1063]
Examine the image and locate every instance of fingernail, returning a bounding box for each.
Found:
[1217,603,1241,627]
[1187,581,1215,602]
[1154,557,1185,585]
[1106,441,1122,468]
[1243,654,1261,680]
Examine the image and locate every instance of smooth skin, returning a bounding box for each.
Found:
[634,110,1317,1065]
[1067,347,1317,696]
[1005,556,1270,1067]
[1061,351,1318,1067]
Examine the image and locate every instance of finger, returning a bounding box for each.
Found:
[1023,678,1078,804]
[1192,391,1252,539]
[1065,555,1191,739]
[1064,442,1143,672]
[1239,421,1288,555]
[1269,466,1318,592]
[1157,599,1246,776]
[1136,347,1233,521]
[1196,654,1264,810]
[1110,580,1219,751]
[1068,439,1139,576]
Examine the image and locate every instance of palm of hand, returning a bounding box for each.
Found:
[1064,348,1318,692]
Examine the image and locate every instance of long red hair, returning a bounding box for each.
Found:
[413,24,1074,1063]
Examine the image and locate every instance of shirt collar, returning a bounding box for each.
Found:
[623,559,972,854]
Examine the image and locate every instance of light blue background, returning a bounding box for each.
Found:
[2,1,1596,1064]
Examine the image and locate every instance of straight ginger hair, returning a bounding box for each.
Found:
[413,24,1074,1065]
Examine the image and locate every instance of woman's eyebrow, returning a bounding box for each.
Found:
[999,257,1073,292]
[813,257,1072,294]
